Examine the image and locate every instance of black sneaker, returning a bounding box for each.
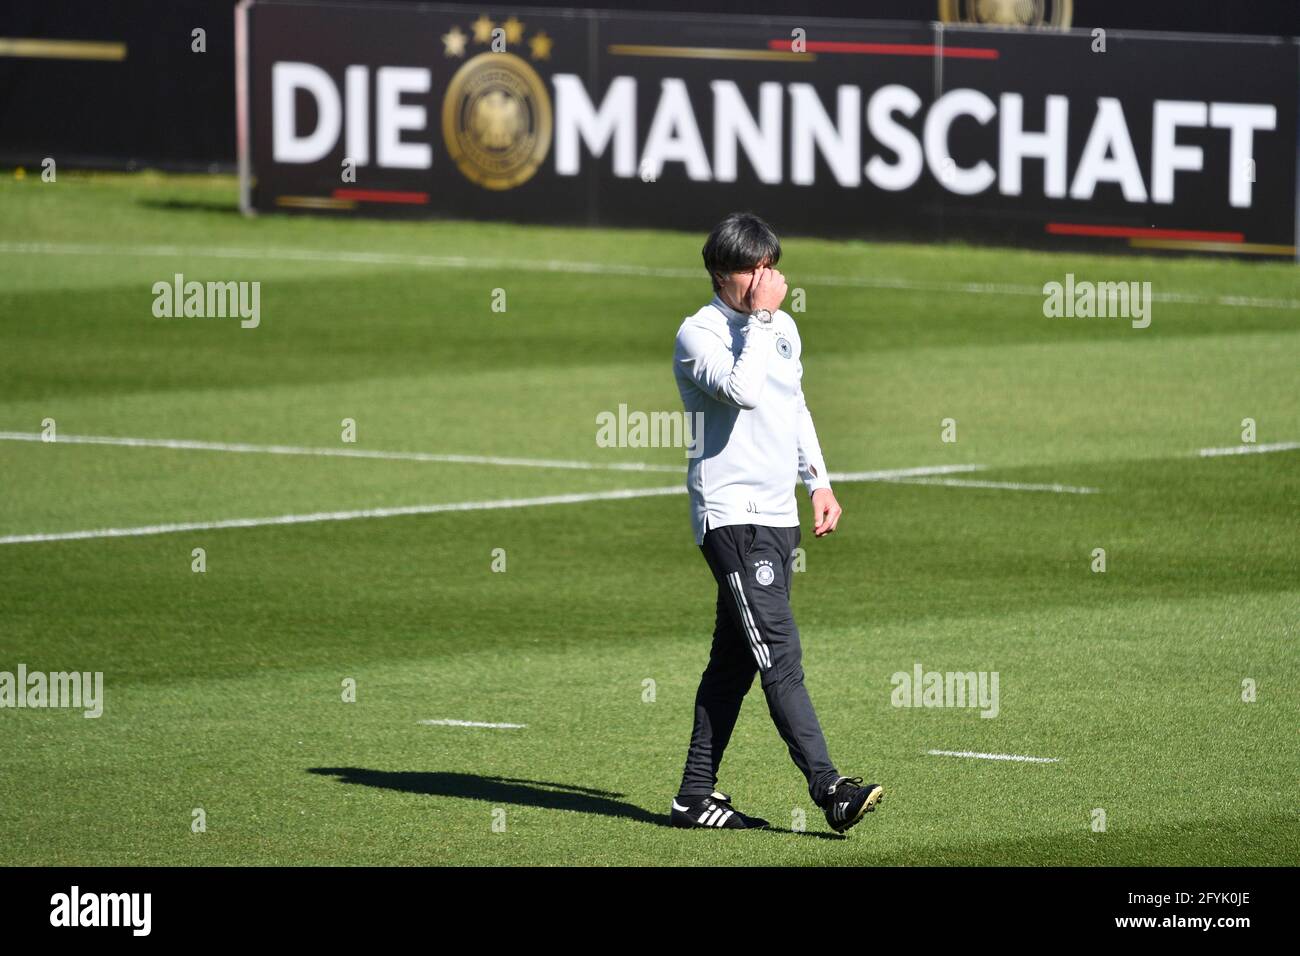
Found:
[670,789,770,830]
[822,776,884,833]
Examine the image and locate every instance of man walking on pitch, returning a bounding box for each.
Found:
[669,212,883,834]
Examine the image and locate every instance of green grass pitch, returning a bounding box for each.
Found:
[0,171,1295,865]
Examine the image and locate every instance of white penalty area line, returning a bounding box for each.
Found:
[0,485,685,545]
[0,453,1097,545]
[419,719,525,729]
[0,431,686,474]
[927,749,1059,764]
[6,432,985,483]
[889,476,1099,494]
[0,463,977,546]
[831,464,982,481]
[2,433,1096,494]
[2,240,1296,312]
[835,465,1099,494]
[1197,441,1300,458]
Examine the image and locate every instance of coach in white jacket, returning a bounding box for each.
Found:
[668,213,883,835]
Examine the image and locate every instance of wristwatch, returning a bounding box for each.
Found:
[750,308,773,325]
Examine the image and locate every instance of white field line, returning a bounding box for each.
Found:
[2,240,1297,311]
[419,719,525,729]
[0,431,686,474]
[0,432,1097,544]
[927,749,1059,764]
[831,464,983,481]
[0,485,685,545]
[888,477,1099,494]
[1197,441,1300,457]
[3,433,991,485]
[3,433,1003,487]
[0,462,999,545]
[0,459,1076,546]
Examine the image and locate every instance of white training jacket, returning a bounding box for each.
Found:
[673,293,832,544]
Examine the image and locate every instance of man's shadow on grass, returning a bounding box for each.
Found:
[308,768,840,838]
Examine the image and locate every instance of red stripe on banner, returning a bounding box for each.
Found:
[1047,223,1245,243]
[332,189,429,205]
[767,40,999,59]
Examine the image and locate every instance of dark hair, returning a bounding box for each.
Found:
[702,212,781,292]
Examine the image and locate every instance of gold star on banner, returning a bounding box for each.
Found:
[529,30,552,61]
[442,26,467,57]
[471,14,495,44]
[503,17,525,45]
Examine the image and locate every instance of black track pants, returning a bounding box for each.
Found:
[677,523,839,806]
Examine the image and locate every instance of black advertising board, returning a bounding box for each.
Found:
[239,0,1299,258]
